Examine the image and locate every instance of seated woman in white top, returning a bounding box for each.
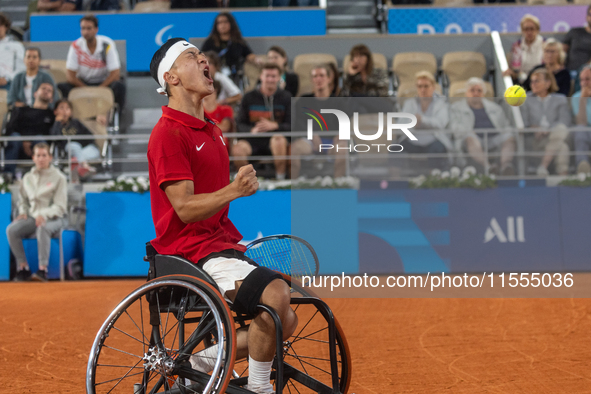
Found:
[520,67,572,176]
[449,78,516,175]
[204,51,242,106]
[400,71,452,170]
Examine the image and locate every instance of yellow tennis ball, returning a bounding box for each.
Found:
[504,85,527,107]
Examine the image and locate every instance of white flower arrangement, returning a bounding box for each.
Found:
[102,176,150,193]
[559,172,591,187]
[0,176,10,194]
[254,176,360,191]
[411,166,496,190]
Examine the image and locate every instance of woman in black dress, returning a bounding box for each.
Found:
[201,12,259,83]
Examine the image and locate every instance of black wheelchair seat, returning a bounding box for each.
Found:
[145,242,218,290]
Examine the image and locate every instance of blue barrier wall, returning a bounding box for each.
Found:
[2,188,588,280]
[30,10,326,72]
[388,5,586,35]
[74,187,591,278]
[0,193,12,280]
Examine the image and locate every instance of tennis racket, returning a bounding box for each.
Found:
[245,235,319,278]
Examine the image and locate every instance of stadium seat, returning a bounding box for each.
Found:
[293,53,338,96]
[40,59,68,85]
[448,80,494,98]
[343,52,388,73]
[132,0,171,12]
[67,87,116,164]
[396,80,442,99]
[441,51,487,83]
[243,54,266,92]
[392,52,437,84]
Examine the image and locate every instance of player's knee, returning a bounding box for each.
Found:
[283,308,298,340]
[261,279,291,310]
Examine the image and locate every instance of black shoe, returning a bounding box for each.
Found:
[14,268,32,282]
[31,269,48,282]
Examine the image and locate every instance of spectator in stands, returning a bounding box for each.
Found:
[172,0,218,8]
[504,14,545,84]
[327,62,340,96]
[36,0,77,12]
[51,98,99,179]
[0,13,25,92]
[8,47,59,108]
[450,78,516,175]
[293,64,347,179]
[301,64,335,98]
[272,0,317,6]
[400,71,452,170]
[5,82,56,176]
[201,13,260,84]
[204,51,242,106]
[234,63,291,180]
[341,44,388,97]
[58,15,125,110]
[8,142,67,282]
[523,38,571,97]
[563,5,591,72]
[570,66,591,174]
[266,46,299,97]
[521,68,571,176]
[204,81,234,135]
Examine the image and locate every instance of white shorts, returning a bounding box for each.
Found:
[202,257,257,300]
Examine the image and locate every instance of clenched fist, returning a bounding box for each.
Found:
[234,164,258,197]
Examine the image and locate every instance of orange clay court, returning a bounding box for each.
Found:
[2,279,591,393]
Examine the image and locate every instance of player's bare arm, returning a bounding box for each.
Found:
[164,164,258,223]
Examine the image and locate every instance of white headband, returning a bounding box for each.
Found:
[156,40,198,95]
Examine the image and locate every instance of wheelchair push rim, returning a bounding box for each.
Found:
[86,277,236,394]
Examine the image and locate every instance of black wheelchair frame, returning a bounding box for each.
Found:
[86,236,350,394]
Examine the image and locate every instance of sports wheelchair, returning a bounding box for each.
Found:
[86,235,351,394]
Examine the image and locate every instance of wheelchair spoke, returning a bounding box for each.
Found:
[101,344,143,360]
[284,344,310,377]
[284,355,332,376]
[287,380,303,394]
[292,310,319,342]
[95,370,144,386]
[95,364,143,369]
[140,297,146,357]
[291,326,328,345]
[123,308,150,345]
[111,325,147,347]
[96,357,144,393]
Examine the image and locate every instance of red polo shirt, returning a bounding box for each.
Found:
[148,106,246,264]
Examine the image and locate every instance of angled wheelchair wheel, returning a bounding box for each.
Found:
[87,275,236,394]
[232,275,351,394]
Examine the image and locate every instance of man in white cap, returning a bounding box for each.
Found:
[147,37,297,394]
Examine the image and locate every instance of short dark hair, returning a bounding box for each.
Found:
[36,82,54,95]
[25,47,41,59]
[150,37,187,87]
[0,12,11,29]
[150,38,191,97]
[261,63,282,75]
[205,51,220,69]
[55,98,72,110]
[81,14,98,28]
[33,142,51,155]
